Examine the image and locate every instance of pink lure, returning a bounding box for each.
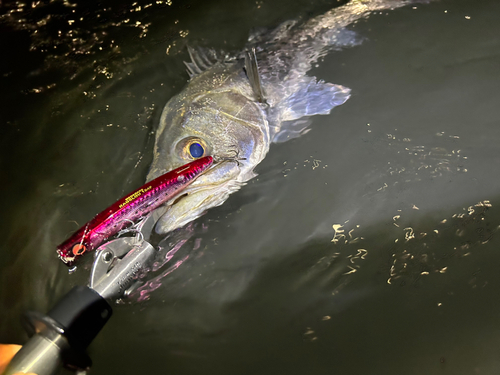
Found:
[57,156,213,266]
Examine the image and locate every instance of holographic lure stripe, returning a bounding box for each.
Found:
[57,156,213,265]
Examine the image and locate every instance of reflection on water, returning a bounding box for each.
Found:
[2,0,500,374]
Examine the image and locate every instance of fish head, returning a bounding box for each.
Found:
[147,88,269,234]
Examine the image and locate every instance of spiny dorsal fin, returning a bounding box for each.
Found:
[184,46,221,78]
[244,47,267,104]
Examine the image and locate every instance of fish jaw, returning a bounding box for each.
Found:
[154,160,244,234]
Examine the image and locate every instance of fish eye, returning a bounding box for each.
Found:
[189,142,204,158]
[177,137,209,160]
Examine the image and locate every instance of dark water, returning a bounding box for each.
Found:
[1,0,500,374]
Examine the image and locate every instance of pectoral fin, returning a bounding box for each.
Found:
[281,78,351,122]
[271,77,351,143]
[244,47,267,104]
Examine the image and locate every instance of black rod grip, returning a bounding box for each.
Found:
[46,286,112,350]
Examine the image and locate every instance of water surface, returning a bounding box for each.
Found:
[1,0,500,374]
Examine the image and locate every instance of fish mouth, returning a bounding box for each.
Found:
[170,192,189,206]
[154,157,245,234]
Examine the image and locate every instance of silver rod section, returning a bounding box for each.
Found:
[3,332,66,375]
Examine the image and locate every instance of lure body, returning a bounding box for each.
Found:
[57,156,213,265]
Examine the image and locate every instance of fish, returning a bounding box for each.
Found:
[147,0,425,234]
[57,156,213,265]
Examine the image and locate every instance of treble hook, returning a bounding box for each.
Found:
[116,218,145,242]
[214,148,247,166]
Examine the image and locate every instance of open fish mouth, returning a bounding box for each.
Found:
[154,156,246,234]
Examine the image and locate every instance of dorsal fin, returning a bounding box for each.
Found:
[244,47,267,104]
[184,46,220,78]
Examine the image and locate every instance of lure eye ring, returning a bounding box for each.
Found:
[72,244,87,256]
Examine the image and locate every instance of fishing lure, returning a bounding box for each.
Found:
[57,156,213,265]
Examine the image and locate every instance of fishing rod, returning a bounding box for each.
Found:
[3,156,215,375]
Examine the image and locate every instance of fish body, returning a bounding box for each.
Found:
[57,156,213,265]
[148,0,423,234]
